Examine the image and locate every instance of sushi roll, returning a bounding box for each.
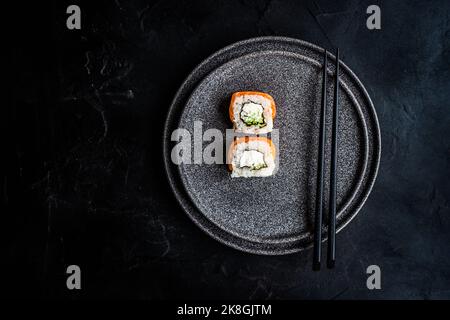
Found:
[229,91,276,134]
[228,137,277,178]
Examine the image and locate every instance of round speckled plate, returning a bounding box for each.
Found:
[163,37,380,255]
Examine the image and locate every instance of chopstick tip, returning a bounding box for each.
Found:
[327,259,335,269]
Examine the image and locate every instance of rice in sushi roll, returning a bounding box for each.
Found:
[229,91,276,134]
[228,137,277,178]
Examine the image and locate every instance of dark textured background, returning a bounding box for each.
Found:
[5,0,450,299]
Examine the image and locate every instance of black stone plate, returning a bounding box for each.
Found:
[163,37,381,255]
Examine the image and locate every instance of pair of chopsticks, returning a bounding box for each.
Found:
[313,48,340,271]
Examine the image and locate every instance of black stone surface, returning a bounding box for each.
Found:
[5,0,450,299]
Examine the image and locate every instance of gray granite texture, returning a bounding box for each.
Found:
[165,38,380,254]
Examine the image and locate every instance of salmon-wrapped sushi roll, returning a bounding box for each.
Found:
[228,137,277,178]
[229,91,276,134]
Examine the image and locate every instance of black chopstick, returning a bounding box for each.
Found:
[313,49,327,271]
[327,48,339,269]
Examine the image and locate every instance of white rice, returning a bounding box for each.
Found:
[232,93,274,134]
[230,139,276,178]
